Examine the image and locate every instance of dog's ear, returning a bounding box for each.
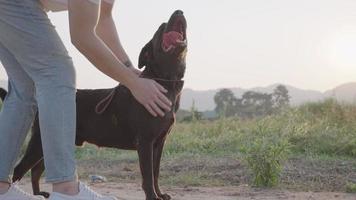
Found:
[138,41,153,69]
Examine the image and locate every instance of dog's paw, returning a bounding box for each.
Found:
[38,191,50,199]
[159,193,171,200]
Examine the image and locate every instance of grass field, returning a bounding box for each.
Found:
[73,99,356,193]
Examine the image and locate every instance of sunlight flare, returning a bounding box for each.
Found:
[328,31,356,70]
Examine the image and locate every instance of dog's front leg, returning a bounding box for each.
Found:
[138,141,162,200]
[31,160,50,198]
[153,138,171,200]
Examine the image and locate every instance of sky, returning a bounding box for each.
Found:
[1,0,356,91]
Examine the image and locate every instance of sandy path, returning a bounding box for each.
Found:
[17,180,356,200]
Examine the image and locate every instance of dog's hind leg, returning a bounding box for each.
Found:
[13,116,46,196]
[0,88,7,101]
[153,138,171,200]
[31,160,50,198]
[138,141,161,200]
[13,117,43,181]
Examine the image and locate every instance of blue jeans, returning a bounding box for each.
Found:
[0,0,77,183]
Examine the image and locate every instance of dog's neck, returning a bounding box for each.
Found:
[141,66,179,80]
[140,67,185,95]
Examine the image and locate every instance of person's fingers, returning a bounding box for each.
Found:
[157,90,172,107]
[144,103,157,117]
[153,81,168,93]
[152,81,172,107]
[155,96,171,112]
[150,101,165,117]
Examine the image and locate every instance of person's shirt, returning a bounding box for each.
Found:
[40,0,115,12]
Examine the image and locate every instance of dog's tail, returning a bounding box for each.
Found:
[0,87,7,101]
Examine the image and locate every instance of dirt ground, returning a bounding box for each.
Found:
[15,156,356,200]
[18,180,356,200]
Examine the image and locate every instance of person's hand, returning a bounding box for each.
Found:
[128,78,172,117]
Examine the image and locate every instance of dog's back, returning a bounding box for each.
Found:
[75,86,136,149]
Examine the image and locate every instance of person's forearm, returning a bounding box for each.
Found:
[96,16,133,67]
[67,0,171,117]
[72,30,136,87]
[68,0,137,88]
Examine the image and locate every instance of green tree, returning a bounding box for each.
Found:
[214,88,238,117]
[273,85,290,110]
[238,91,273,118]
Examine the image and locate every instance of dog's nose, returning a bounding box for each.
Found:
[174,10,184,15]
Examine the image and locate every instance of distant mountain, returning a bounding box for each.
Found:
[2,78,355,111]
[180,82,356,111]
[324,82,356,104]
[249,84,325,105]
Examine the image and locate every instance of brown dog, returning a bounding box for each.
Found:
[12,10,187,200]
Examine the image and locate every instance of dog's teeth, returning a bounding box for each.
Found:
[163,45,174,52]
[167,45,174,51]
[176,40,187,46]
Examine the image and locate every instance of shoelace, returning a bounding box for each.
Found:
[81,184,102,199]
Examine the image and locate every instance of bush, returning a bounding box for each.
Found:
[346,182,356,193]
[241,120,290,187]
[286,100,356,156]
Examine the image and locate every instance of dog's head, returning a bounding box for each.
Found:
[139,10,187,80]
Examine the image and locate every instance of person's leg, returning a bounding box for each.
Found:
[0,0,78,195]
[0,43,37,193]
[1,1,117,199]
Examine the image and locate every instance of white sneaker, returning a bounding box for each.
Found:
[49,182,117,200]
[0,183,45,200]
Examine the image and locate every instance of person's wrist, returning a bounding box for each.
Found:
[123,60,133,68]
[125,74,139,91]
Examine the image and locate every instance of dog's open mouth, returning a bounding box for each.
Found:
[162,12,187,53]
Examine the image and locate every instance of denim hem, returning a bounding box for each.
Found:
[45,173,77,184]
[0,177,11,183]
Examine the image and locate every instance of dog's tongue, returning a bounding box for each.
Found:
[162,31,184,50]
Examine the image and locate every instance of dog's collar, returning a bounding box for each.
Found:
[151,77,184,84]
[140,66,184,83]
[149,77,185,96]
[141,75,184,83]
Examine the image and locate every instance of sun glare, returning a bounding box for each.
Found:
[328,31,356,70]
